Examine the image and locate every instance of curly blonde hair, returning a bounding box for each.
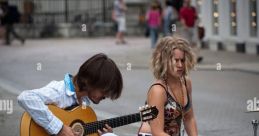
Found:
[151,36,196,79]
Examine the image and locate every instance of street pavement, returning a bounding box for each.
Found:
[0,37,259,136]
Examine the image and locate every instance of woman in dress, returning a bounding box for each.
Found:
[139,36,198,136]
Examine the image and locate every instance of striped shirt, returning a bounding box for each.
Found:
[17,73,90,135]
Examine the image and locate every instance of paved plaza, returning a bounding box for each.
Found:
[0,37,259,136]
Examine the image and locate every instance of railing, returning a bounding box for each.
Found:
[7,0,115,38]
[9,0,114,24]
[7,0,147,38]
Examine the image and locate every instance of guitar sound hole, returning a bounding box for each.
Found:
[70,120,85,136]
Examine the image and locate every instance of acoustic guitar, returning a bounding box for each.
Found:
[20,105,158,136]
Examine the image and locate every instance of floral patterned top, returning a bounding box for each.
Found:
[150,81,191,136]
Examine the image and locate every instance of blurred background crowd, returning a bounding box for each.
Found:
[0,0,258,56]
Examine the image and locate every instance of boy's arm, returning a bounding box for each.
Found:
[17,81,63,135]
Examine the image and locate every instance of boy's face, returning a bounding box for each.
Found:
[87,89,107,104]
[77,88,106,104]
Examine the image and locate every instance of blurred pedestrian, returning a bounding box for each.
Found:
[179,0,203,63]
[163,0,178,36]
[112,0,127,45]
[0,4,5,40]
[172,0,184,12]
[146,2,161,49]
[138,36,198,136]
[0,1,25,46]
[154,0,163,15]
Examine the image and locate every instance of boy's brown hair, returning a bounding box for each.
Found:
[74,53,123,100]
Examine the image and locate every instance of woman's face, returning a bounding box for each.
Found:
[168,49,185,77]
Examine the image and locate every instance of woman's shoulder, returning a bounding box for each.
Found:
[147,80,168,104]
[149,80,167,94]
[151,80,166,88]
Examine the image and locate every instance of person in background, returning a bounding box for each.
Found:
[179,0,203,63]
[0,3,4,40]
[138,36,198,136]
[112,0,127,45]
[146,2,161,49]
[0,1,25,45]
[163,0,173,36]
[154,0,163,15]
[18,53,123,136]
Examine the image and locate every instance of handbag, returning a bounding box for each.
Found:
[145,24,150,37]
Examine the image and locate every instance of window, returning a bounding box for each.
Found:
[250,0,257,37]
[212,0,219,35]
[230,0,237,36]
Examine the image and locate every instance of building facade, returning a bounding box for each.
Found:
[196,0,259,55]
[7,0,258,55]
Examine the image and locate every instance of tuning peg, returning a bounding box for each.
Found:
[139,106,145,110]
[139,106,142,110]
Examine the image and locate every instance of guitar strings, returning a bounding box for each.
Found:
[83,113,140,134]
[84,115,136,134]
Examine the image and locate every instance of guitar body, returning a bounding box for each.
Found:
[20,105,98,136]
[20,104,158,136]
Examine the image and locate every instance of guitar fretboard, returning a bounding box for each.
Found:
[84,113,141,135]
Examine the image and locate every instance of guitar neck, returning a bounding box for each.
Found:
[84,112,141,135]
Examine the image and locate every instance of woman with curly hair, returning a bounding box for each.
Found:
[138,36,198,136]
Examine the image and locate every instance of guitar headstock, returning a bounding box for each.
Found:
[139,105,158,122]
